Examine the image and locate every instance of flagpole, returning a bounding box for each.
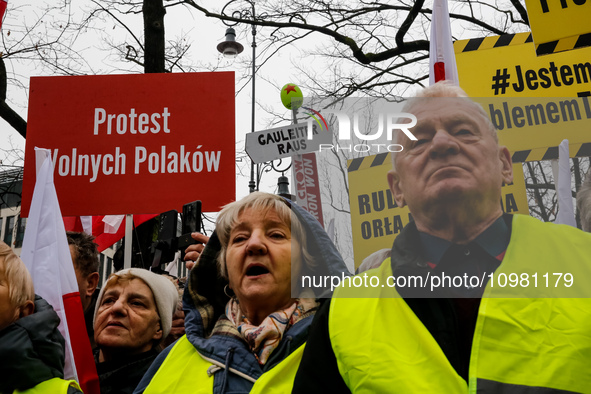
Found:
[429,0,459,85]
[554,139,576,226]
[124,214,132,269]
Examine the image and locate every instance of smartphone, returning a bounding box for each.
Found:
[178,200,202,250]
[158,209,178,240]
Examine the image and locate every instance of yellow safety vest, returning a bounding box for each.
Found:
[143,335,306,394]
[14,377,80,394]
[330,215,591,393]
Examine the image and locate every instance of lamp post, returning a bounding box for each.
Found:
[217,0,258,194]
[217,1,292,196]
[260,158,293,199]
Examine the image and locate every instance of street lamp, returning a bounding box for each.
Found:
[217,28,244,59]
[217,0,258,194]
[216,1,292,197]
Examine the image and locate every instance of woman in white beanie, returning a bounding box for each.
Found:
[93,268,178,394]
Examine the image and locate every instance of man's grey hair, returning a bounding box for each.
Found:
[577,169,591,232]
[391,81,498,170]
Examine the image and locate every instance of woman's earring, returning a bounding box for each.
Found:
[224,284,234,298]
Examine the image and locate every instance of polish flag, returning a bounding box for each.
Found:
[0,1,7,31]
[63,214,156,252]
[429,0,459,85]
[21,148,100,394]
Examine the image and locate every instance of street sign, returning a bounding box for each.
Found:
[245,121,331,164]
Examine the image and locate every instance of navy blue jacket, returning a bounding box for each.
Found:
[135,198,350,394]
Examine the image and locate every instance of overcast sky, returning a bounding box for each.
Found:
[0,1,314,201]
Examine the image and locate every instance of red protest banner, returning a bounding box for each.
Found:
[22,72,235,217]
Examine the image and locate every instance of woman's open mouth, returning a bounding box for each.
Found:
[245,264,270,277]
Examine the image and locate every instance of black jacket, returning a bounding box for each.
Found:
[0,295,82,394]
[94,348,159,394]
[292,216,513,393]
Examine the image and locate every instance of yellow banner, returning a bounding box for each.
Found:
[347,154,528,269]
[454,33,591,97]
[474,97,591,154]
[524,0,591,55]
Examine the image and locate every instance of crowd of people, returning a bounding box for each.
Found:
[1,82,590,393]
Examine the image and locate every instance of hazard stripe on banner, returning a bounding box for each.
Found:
[535,33,591,56]
[454,32,533,54]
[511,142,591,163]
[347,152,390,173]
[454,31,591,57]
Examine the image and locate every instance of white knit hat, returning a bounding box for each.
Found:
[93,268,179,340]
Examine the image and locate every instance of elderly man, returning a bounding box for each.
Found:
[292,82,591,393]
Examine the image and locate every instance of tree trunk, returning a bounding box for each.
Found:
[0,57,27,137]
[143,0,166,73]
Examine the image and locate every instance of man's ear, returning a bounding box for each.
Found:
[19,300,35,318]
[152,322,163,341]
[86,272,100,297]
[499,146,513,185]
[388,170,406,208]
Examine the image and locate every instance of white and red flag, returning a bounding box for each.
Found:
[0,0,7,31]
[63,214,156,252]
[429,0,459,85]
[21,148,100,394]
